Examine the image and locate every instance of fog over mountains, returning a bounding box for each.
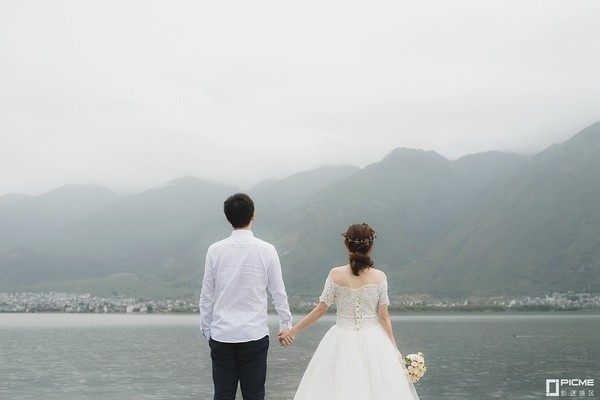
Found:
[1,123,599,298]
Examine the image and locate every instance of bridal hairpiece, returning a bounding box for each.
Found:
[342,223,377,245]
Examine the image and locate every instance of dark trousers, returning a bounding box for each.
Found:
[209,335,270,400]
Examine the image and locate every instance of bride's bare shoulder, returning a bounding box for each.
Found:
[328,265,349,279]
[363,268,387,284]
[373,269,387,280]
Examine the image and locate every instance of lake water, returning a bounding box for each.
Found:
[0,312,598,399]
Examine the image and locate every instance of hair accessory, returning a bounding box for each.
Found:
[341,223,377,245]
[343,236,375,245]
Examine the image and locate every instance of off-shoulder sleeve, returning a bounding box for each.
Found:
[319,276,336,306]
[378,280,390,305]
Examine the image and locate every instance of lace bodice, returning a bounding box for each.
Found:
[319,278,390,330]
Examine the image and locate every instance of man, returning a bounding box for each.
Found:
[200,193,293,400]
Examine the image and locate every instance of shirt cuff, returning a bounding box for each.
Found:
[279,321,292,332]
[202,329,211,340]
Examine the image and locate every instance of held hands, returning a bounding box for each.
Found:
[277,328,296,347]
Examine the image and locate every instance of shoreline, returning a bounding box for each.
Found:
[3,291,599,314]
[2,307,600,315]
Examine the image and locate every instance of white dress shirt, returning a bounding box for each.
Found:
[199,229,293,343]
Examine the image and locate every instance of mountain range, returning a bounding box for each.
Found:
[1,122,599,299]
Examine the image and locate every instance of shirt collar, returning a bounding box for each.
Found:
[231,229,254,237]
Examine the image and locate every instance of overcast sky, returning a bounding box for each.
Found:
[1,1,599,196]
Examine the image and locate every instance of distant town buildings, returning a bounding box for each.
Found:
[1,291,598,314]
[288,292,600,313]
[0,292,198,313]
[397,292,600,311]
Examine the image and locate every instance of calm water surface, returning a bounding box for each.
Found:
[0,312,599,399]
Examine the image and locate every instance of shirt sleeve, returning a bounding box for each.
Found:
[199,248,215,340]
[379,280,390,306]
[267,247,293,332]
[319,276,336,306]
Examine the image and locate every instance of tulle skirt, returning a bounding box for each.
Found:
[293,324,421,400]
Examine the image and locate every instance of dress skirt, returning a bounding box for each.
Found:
[293,323,421,400]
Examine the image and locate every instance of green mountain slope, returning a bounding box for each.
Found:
[270,149,525,294]
[0,185,120,253]
[248,165,360,228]
[1,123,598,298]
[0,178,237,294]
[393,122,600,296]
[0,166,362,296]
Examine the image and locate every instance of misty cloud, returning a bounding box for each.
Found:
[0,0,598,195]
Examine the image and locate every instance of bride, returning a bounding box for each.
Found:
[278,223,421,400]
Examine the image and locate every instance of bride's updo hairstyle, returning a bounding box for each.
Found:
[343,223,377,276]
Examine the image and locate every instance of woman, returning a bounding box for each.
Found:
[278,223,421,400]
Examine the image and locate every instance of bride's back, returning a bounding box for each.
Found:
[329,264,386,289]
[320,265,389,330]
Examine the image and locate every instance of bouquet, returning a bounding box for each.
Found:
[403,352,426,382]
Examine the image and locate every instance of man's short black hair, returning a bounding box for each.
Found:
[224,193,254,228]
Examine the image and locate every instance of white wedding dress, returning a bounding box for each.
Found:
[293,278,421,400]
